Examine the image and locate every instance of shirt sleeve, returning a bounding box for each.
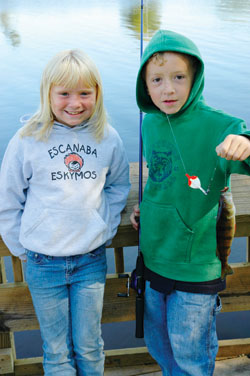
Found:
[0,133,30,258]
[104,132,131,243]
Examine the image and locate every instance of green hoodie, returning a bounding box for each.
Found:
[136,30,250,282]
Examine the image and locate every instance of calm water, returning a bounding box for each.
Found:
[1,0,250,358]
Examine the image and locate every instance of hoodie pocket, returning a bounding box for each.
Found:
[21,207,108,253]
[140,199,194,263]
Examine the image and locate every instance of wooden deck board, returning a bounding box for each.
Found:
[104,356,250,375]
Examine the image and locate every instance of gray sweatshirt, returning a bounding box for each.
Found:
[0,122,130,259]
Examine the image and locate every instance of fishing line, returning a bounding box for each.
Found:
[166,115,187,175]
[166,114,219,195]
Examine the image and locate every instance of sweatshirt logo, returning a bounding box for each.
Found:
[48,144,97,181]
[149,150,172,182]
[64,153,84,173]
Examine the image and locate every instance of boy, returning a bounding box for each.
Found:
[130,30,250,375]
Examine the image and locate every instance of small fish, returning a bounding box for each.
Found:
[216,187,235,280]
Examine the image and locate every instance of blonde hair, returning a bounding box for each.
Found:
[21,49,107,141]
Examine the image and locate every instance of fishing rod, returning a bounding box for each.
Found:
[135,0,145,339]
[118,0,145,338]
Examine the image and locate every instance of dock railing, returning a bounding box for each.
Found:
[1,162,250,375]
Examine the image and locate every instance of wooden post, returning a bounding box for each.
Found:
[0,257,7,284]
[11,256,24,282]
[246,237,250,262]
[0,257,15,376]
[114,247,125,274]
[0,348,14,374]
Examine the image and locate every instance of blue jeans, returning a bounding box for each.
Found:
[144,281,222,376]
[25,245,107,376]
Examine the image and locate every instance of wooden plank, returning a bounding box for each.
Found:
[230,174,250,237]
[114,247,124,274]
[220,263,250,312]
[221,294,250,312]
[0,333,16,360]
[0,275,136,332]
[102,275,136,323]
[0,256,7,284]
[11,257,24,283]
[0,283,38,332]
[104,364,162,376]
[0,238,10,257]
[105,347,155,368]
[106,339,250,367]
[110,229,138,249]
[231,174,250,218]
[14,357,43,376]
[220,263,250,293]
[247,237,250,262]
[0,263,250,332]
[10,338,250,375]
[0,348,14,374]
[235,222,250,237]
[217,338,250,358]
[0,333,11,349]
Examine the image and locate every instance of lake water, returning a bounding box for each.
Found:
[1,0,250,359]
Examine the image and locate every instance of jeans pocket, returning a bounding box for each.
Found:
[214,295,222,315]
[89,244,106,258]
[26,250,51,265]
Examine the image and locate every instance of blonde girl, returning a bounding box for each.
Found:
[0,49,130,376]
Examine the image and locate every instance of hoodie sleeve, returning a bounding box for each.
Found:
[218,120,250,175]
[104,131,130,243]
[0,133,31,259]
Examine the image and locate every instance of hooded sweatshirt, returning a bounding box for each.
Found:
[0,121,130,259]
[136,30,250,282]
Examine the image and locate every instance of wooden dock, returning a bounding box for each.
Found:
[1,162,250,375]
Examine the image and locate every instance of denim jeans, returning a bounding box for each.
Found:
[25,245,107,376]
[144,281,222,376]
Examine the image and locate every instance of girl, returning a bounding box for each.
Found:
[0,49,130,375]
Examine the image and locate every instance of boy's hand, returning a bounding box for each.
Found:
[216,135,250,161]
[130,204,140,231]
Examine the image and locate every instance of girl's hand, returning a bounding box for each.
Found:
[216,135,250,161]
[130,204,140,231]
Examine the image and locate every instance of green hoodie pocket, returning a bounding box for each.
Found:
[140,199,194,263]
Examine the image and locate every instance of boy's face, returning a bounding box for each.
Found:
[50,82,97,127]
[145,52,195,115]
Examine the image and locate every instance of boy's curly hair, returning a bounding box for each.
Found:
[142,51,198,80]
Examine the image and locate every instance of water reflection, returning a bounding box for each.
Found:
[215,0,250,22]
[120,0,161,41]
[0,11,21,46]
[216,0,250,13]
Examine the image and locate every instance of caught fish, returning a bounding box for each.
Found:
[216,187,235,280]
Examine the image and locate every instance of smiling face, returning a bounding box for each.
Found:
[145,52,195,115]
[50,82,97,127]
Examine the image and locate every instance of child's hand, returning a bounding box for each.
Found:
[216,135,250,161]
[130,204,140,230]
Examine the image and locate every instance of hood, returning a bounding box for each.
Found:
[136,30,204,116]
